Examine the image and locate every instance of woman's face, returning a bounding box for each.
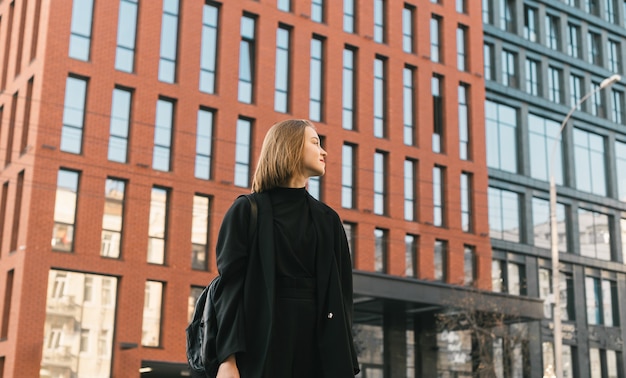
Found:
[302,126,327,178]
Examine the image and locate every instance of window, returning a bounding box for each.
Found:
[606,0,617,23]
[612,89,625,124]
[238,15,256,104]
[488,187,520,242]
[0,182,7,249]
[456,0,466,13]
[482,0,493,24]
[308,135,324,201]
[589,348,619,378]
[432,75,444,153]
[463,246,475,286]
[342,47,356,130]
[404,159,417,221]
[570,74,583,108]
[142,281,163,346]
[567,23,581,58]
[108,87,132,163]
[539,268,552,318]
[343,0,355,33]
[532,197,567,251]
[586,0,600,15]
[461,172,472,232]
[373,151,387,215]
[200,2,219,94]
[403,67,415,145]
[195,108,214,180]
[10,171,23,252]
[458,84,470,160]
[486,101,517,173]
[373,57,387,138]
[311,0,324,23]
[457,25,467,71]
[590,81,606,117]
[275,26,291,113]
[574,128,606,195]
[501,50,517,88]
[433,166,445,227]
[508,262,525,295]
[309,36,324,122]
[578,208,610,260]
[191,195,210,270]
[561,273,576,320]
[158,0,179,83]
[484,43,494,81]
[342,144,355,208]
[343,222,356,265]
[623,218,626,265]
[147,187,168,265]
[405,234,418,277]
[278,0,290,12]
[500,0,515,32]
[5,93,17,165]
[101,178,125,258]
[374,0,385,43]
[153,98,174,172]
[548,66,562,103]
[188,286,204,323]
[61,76,87,154]
[234,118,252,187]
[524,6,538,42]
[374,228,387,272]
[588,31,602,65]
[525,58,539,96]
[430,16,441,63]
[528,114,563,184]
[616,141,626,201]
[402,5,414,53]
[115,0,138,72]
[1,5,14,91]
[585,277,618,325]
[52,170,79,252]
[68,0,94,61]
[434,240,447,282]
[545,14,560,50]
[608,40,621,73]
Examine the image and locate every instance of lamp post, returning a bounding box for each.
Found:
[549,73,621,378]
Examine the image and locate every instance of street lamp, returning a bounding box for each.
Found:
[549,73,621,378]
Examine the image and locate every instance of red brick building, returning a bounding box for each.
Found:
[0,0,542,377]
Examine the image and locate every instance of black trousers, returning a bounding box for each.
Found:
[263,277,320,378]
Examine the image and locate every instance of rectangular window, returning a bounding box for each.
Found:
[309,36,324,122]
[585,277,618,325]
[374,228,387,272]
[434,240,447,282]
[403,66,415,145]
[616,141,626,201]
[458,84,470,160]
[545,14,560,51]
[108,87,132,163]
[278,0,290,12]
[500,0,516,31]
[501,50,517,88]
[430,16,441,63]
[588,31,602,66]
[404,159,417,221]
[158,0,180,83]
[343,0,355,33]
[115,0,139,72]
[606,0,617,23]
[199,2,219,94]
[539,268,552,318]
[524,5,538,42]
[195,108,214,180]
[373,151,387,215]
[0,181,7,249]
[578,208,611,260]
[274,26,291,113]
[153,98,174,172]
[20,77,33,155]
[10,171,23,252]
[142,281,163,346]
[52,170,79,252]
[1,270,13,339]
[402,5,414,53]
[191,195,210,270]
[507,262,525,295]
[460,172,472,232]
[567,23,581,58]
[456,0,466,13]
[343,222,356,265]
[147,187,168,264]
[486,101,517,173]
[69,0,94,61]
[608,40,621,73]
[574,129,606,195]
[342,144,355,208]
[234,118,252,187]
[528,114,563,184]
[374,0,385,43]
[484,43,494,81]
[492,259,503,292]
[463,246,475,286]
[101,178,125,259]
[1,5,14,91]
[590,81,606,117]
[525,58,539,96]
[30,0,42,62]
[61,76,88,154]
[456,25,467,71]
[311,0,324,23]
[373,57,387,138]
[488,187,520,242]
[342,47,356,130]
[483,0,493,24]
[611,89,625,124]
[532,197,567,251]
[5,93,17,166]
[432,75,444,153]
[548,66,562,103]
[561,273,576,320]
[586,0,601,15]
[433,165,445,227]
[238,15,256,104]
[570,74,583,109]
[405,234,418,277]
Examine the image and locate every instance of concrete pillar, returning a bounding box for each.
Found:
[383,301,407,378]
[414,312,438,378]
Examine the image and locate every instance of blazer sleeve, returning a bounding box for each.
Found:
[213,196,252,363]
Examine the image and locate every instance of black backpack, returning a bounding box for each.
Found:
[186,194,257,377]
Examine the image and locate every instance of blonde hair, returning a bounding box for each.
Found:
[252,119,314,193]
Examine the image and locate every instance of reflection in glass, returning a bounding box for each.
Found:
[195,109,214,180]
[532,197,567,251]
[373,152,386,215]
[486,101,517,173]
[578,208,610,260]
[234,119,251,187]
[403,67,415,146]
[115,0,138,72]
[108,88,132,163]
[341,144,354,208]
[191,195,209,270]
[238,16,255,104]
[142,281,163,346]
[61,77,87,154]
[488,187,520,242]
[147,187,168,264]
[52,170,79,251]
[342,48,355,130]
[101,179,125,258]
[309,38,323,121]
[153,99,174,172]
[69,0,94,61]
[374,228,386,272]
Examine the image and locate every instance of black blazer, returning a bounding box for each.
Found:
[213,191,359,377]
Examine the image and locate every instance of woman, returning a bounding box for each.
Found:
[213,119,359,377]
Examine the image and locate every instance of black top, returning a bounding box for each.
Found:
[269,187,316,278]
